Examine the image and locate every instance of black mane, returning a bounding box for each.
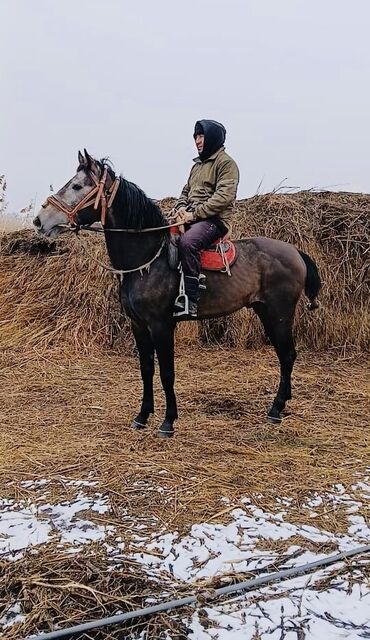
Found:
[99,159,166,230]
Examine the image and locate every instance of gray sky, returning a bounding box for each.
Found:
[1,0,370,212]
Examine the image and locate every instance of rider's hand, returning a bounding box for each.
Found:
[176,207,194,224]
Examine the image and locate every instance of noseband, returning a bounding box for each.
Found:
[41,168,120,226]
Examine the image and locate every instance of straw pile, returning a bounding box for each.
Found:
[0,190,368,353]
[0,192,369,638]
[1,546,176,640]
[0,231,124,351]
[226,190,369,350]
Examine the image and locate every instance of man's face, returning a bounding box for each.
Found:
[195,134,204,154]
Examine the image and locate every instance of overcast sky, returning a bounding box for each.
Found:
[1,0,370,212]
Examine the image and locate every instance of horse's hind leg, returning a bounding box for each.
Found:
[252,301,297,423]
[130,321,155,429]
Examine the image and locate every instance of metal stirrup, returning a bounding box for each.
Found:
[173,268,189,317]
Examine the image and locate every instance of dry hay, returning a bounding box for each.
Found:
[0,544,194,639]
[0,231,125,352]
[0,191,369,637]
[0,190,369,353]
[1,347,368,527]
[0,346,369,638]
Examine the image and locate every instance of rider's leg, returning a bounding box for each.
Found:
[176,219,227,317]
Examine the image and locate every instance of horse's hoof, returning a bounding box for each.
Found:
[267,406,282,424]
[131,419,147,430]
[158,419,174,438]
[158,429,174,439]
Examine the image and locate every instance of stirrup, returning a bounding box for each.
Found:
[174,268,199,318]
[199,273,206,290]
[174,268,189,317]
[173,296,198,318]
[173,292,189,317]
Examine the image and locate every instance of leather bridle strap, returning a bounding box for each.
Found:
[41,168,120,226]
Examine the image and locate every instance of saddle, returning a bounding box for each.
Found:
[168,226,237,273]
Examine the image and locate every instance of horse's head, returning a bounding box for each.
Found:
[34,150,119,237]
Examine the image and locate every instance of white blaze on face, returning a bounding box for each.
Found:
[35,168,94,238]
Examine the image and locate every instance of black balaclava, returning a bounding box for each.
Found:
[193,119,226,161]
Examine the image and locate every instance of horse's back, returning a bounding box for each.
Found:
[236,236,306,274]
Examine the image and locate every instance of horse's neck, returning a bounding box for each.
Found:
[103,198,167,271]
[104,227,165,271]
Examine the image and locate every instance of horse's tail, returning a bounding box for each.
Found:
[298,251,321,311]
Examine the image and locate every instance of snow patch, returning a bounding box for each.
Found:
[0,488,111,560]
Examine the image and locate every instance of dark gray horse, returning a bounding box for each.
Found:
[34,150,321,437]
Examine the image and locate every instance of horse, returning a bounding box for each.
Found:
[33,149,321,438]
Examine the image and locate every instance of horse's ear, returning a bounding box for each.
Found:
[84,148,99,176]
[84,148,93,169]
[78,150,85,166]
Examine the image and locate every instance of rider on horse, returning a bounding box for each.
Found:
[173,119,240,318]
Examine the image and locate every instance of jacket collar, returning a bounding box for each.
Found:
[193,146,225,164]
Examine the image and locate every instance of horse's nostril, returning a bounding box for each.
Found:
[33,216,41,228]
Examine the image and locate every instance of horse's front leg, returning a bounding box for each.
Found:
[151,321,178,438]
[130,321,155,429]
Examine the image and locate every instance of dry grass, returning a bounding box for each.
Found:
[0,217,31,233]
[0,190,369,637]
[0,175,33,233]
[0,544,192,640]
[0,190,369,353]
[0,231,125,351]
[1,347,368,522]
[0,346,369,638]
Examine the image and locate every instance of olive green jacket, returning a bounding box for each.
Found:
[175,147,239,232]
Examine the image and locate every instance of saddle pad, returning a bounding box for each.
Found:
[169,227,237,272]
[201,240,237,271]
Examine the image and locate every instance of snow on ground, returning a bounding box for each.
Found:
[128,475,370,639]
[188,573,370,640]
[0,486,111,561]
[0,603,26,630]
[1,473,369,637]
[130,491,370,581]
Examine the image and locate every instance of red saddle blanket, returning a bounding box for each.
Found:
[200,238,237,271]
[170,227,237,272]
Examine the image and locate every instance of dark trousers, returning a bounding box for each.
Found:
[178,218,228,283]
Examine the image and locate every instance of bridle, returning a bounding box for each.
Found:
[41,164,185,233]
[41,167,120,226]
[40,164,185,277]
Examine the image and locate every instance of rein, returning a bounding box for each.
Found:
[67,220,179,280]
[66,220,183,234]
[44,164,182,276]
[74,234,166,281]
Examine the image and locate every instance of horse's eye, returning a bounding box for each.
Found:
[72,184,82,191]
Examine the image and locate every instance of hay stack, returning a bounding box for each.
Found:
[0,231,123,351]
[201,190,370,350]
[0,190,368,351]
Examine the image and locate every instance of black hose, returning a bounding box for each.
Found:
[28,544,370,640]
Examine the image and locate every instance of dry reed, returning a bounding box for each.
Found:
[0,191,369,638]
[0,190,368,353]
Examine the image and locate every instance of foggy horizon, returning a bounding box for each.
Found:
[1,0,370,214]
